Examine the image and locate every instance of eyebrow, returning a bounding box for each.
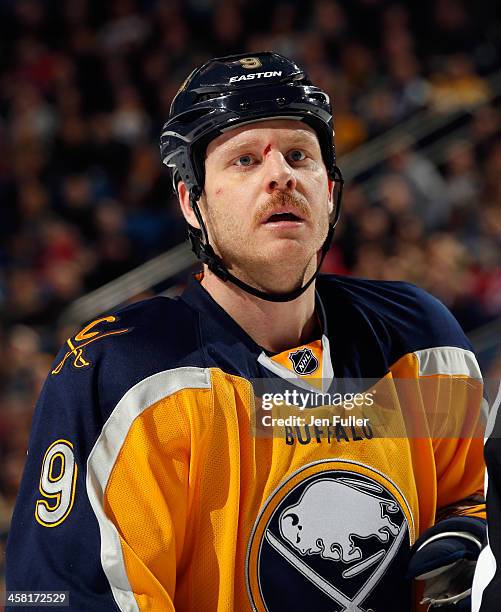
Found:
[220,132,319,155]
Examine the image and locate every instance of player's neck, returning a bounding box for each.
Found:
[201,270,318,354]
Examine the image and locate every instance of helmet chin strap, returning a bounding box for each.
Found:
[187,168,343,303]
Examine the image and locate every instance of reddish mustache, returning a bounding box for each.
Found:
[255,192,310,224]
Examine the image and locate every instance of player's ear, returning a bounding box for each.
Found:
[177,181,201,230]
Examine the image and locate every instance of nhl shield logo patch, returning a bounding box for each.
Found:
[288,347,319,376]
[246,460,414,611]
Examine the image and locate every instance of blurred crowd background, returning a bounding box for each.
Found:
[1,0,501,598]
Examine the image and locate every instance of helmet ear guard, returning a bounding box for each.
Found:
[161,52,344,302]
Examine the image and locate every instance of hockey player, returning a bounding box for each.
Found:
[6,52,487,611]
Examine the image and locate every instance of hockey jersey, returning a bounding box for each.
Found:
[6,274,486,611]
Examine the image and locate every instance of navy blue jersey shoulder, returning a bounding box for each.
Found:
[96,295,205,412]
[46,294,205,428]
[316,275,472,376]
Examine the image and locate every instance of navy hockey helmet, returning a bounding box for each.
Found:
[159,51,344,302]
[161,52,340,194]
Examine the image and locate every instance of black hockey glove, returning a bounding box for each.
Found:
[407,516,486,609]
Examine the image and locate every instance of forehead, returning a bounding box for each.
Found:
[206,119,319,157]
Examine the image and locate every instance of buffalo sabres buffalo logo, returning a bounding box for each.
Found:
[288,347,319,375]
[246,460,414,611]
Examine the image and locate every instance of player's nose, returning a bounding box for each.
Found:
[263,150,297,194]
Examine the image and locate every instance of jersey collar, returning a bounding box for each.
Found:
[180,274,334,389]
[257,290,334,392]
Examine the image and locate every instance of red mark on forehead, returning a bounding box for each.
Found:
[263,143,272,155]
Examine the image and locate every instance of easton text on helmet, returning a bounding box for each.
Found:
[229,71,282,83]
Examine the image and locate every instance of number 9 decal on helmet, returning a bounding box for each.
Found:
[239,57,262,69]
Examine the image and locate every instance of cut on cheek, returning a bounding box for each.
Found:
[215,187,224,196]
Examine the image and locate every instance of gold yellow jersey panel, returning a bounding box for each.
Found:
[103,364,484,611]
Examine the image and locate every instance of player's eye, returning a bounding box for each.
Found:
[235,154,255,166]
[288,149,306,162]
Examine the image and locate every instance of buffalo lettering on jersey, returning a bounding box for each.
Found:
[284,422,374,445]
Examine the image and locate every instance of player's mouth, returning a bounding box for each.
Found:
[262,211,305,228]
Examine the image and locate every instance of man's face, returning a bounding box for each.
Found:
[184,119,333,293]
